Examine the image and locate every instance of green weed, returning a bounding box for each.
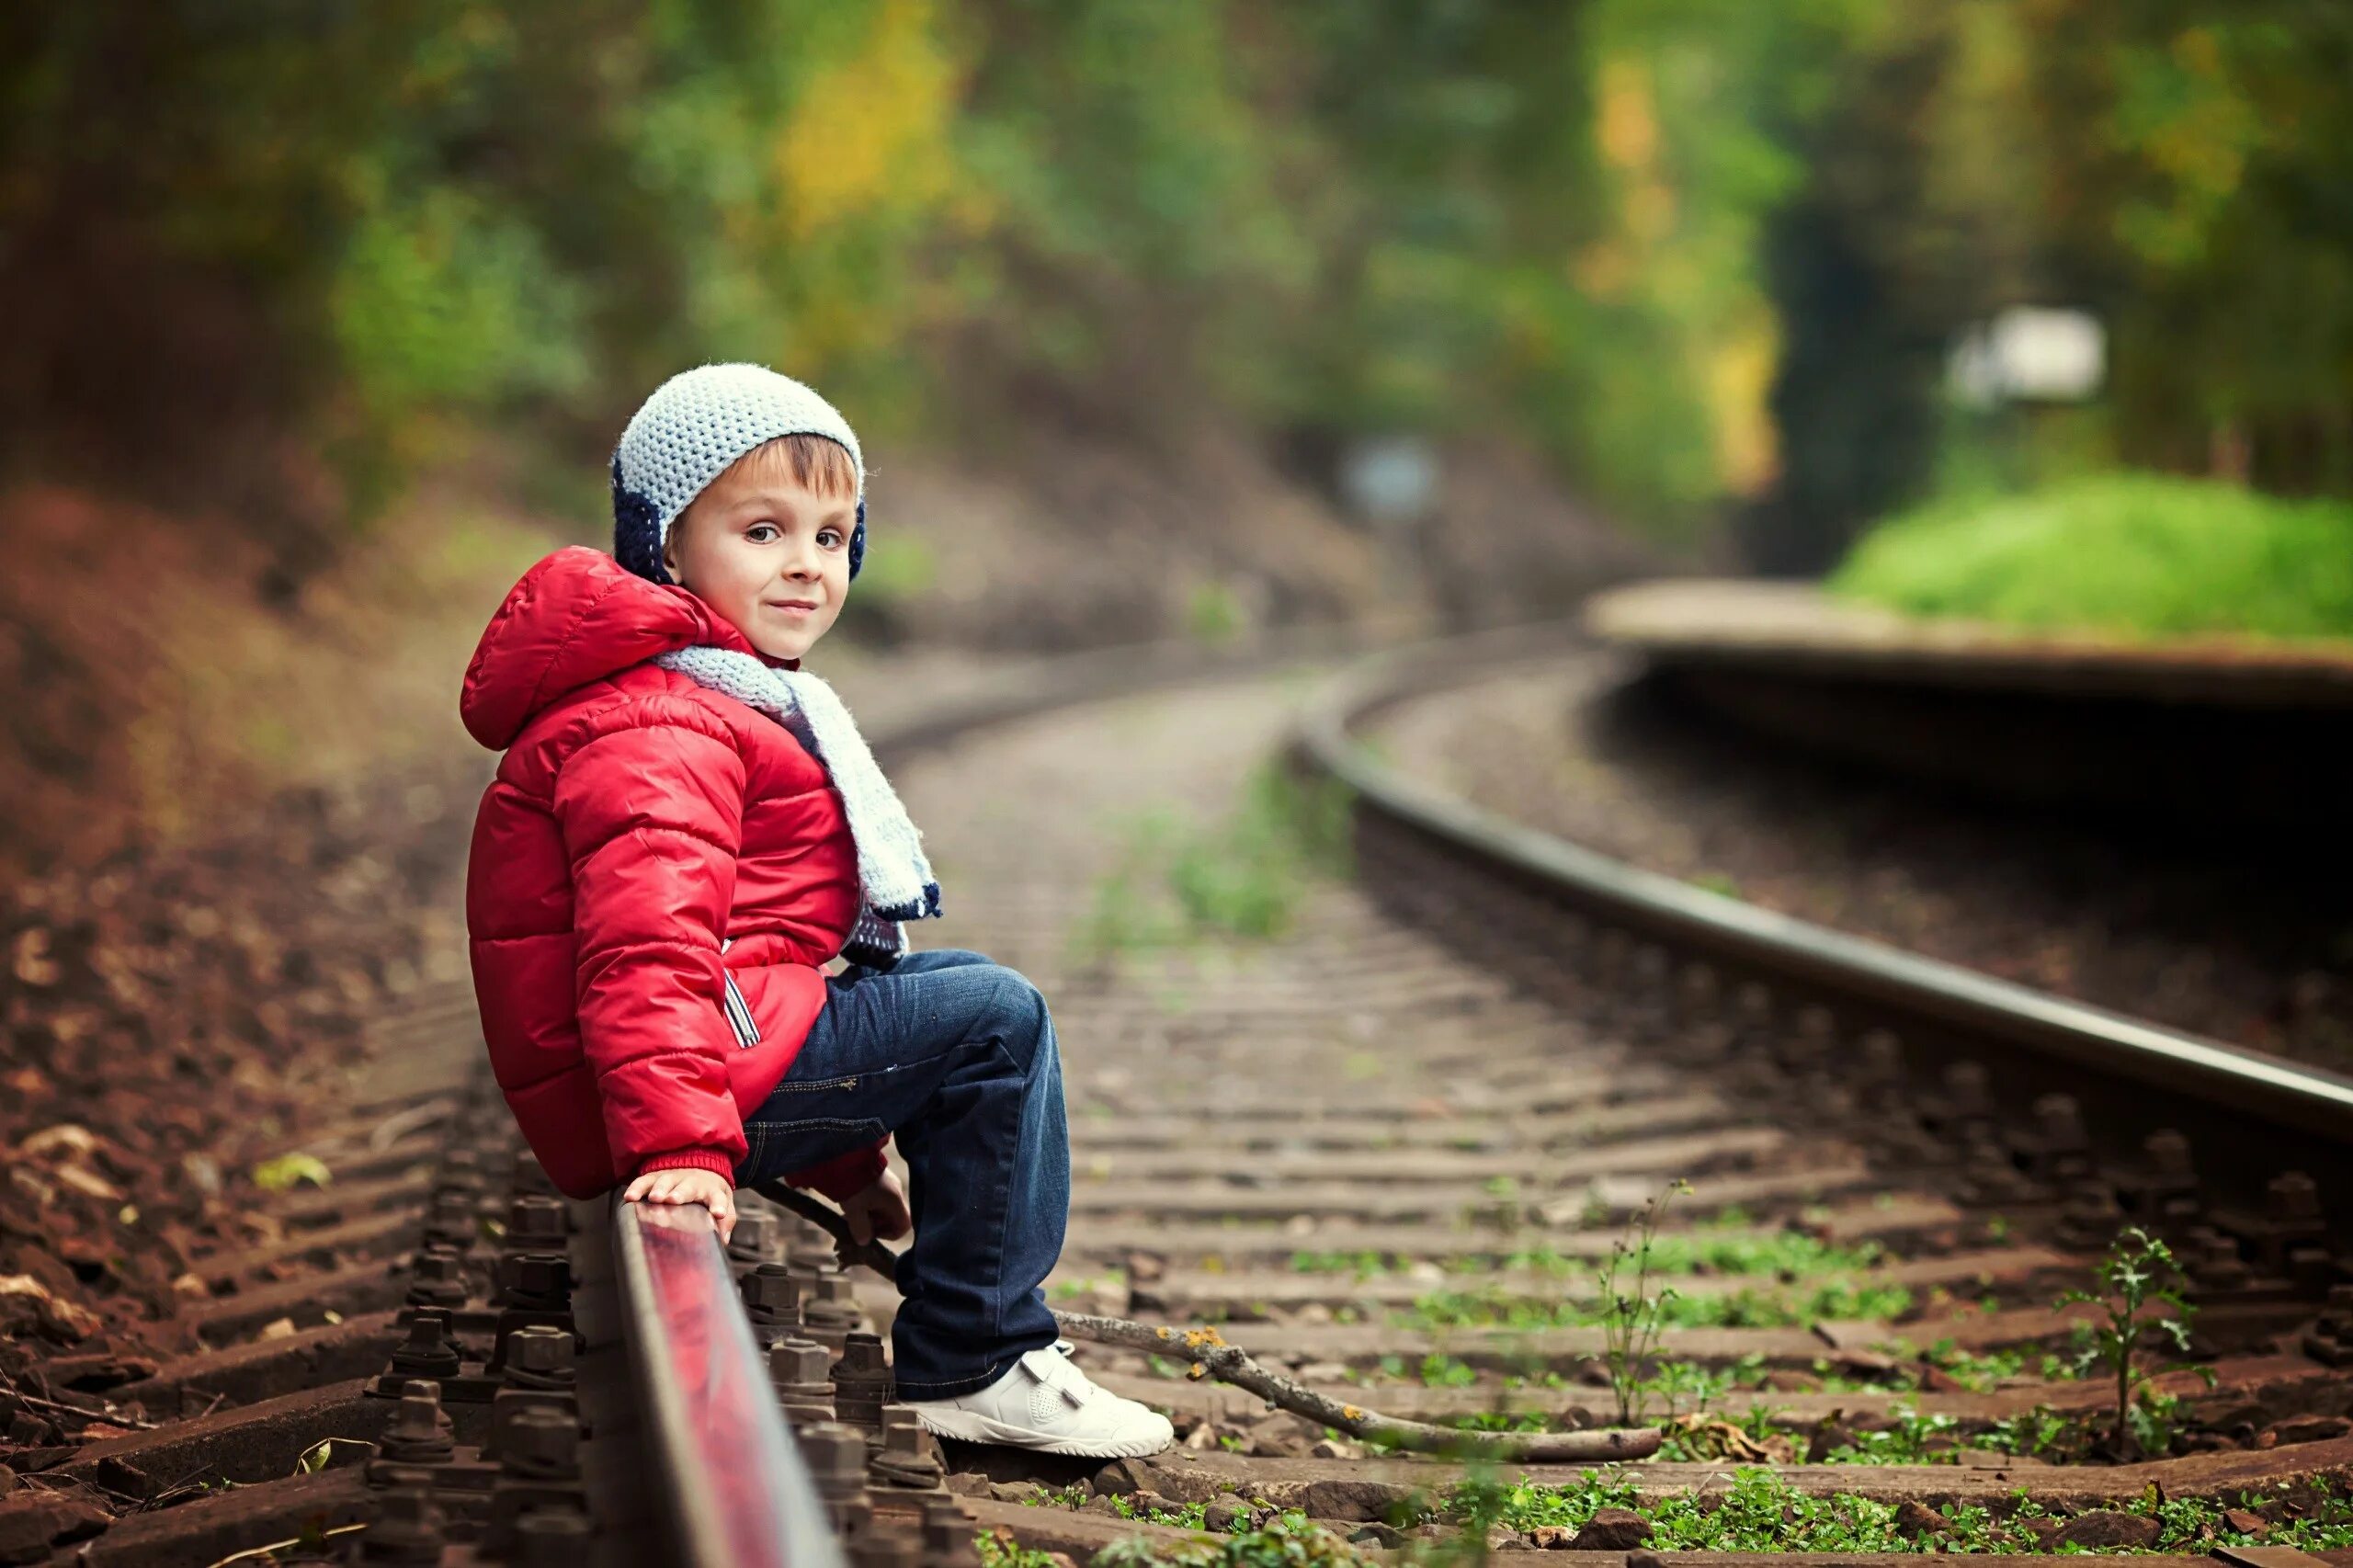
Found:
[977,1530,1062,1568]
[1093,1513,1370,1568]
[2056,1227,2208,1458]
[1596,1179,1688,1425]
[1443,1470,2353,1553]
[1070,764,1354,960]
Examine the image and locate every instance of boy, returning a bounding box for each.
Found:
[460,363,1172,1457]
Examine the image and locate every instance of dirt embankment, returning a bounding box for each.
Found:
[0,474,549,1369]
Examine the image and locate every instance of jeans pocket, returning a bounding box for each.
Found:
[772,1073,861,1094]
[741,1117,886,1187]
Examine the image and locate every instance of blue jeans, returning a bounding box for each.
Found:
[734,949,1068,1398]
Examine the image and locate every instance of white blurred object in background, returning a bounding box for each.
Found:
[1337,436,1439,528]
[1948,307,2106,408]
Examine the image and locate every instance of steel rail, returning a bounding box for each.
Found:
[612,1197,847,1568]
[581,629,1403,1568]
[1296,642,2353,1183]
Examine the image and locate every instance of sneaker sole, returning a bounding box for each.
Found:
[910,1405,1174,1459]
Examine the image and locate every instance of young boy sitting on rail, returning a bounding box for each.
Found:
[460,363,1173,1458]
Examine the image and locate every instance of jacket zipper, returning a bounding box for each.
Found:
[718,937,759,1049]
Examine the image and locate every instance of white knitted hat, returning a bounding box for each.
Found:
[611,362,867,584]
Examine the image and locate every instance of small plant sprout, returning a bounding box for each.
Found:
[1597,1178,1691,1425]
[2055,1226,2207,1459]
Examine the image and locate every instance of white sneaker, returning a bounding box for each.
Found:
[905,1344,1175,1458]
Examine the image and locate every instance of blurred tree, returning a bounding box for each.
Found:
[4,0,2342,577]
[1756,0,2353,570]
[2030,1,2353,494]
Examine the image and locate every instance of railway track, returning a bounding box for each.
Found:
[6,633,2350,1565]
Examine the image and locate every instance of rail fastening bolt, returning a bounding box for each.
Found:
[516,1506,594,1568]
[381,1381,455,1465]
[407,1246,471,1309]
[504,1324,576,1387]
[498,1404,582,1481]
[729,1209,779,1265]
[360,1483,446,1563]
[743,1262,801,1318]
[506,1195,568,1250]
[386,1312,462,1384]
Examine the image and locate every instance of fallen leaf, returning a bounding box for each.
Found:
[0,1272,102,1341]
[251,1153,332,1193]
[17,1125,97,1162]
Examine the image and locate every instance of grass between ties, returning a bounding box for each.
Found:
[982,1473,2353,1566]
[1069,762,1354,961]
[1256,1206,2230,1471]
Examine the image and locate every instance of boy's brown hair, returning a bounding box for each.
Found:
[683,433,859,527]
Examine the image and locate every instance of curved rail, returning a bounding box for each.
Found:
[614,1198,847,1568]
[1296,641,2353,1219]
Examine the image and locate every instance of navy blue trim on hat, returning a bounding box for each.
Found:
[612,454,672,585]
[847,499,866,583]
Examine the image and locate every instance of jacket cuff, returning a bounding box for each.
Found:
[635,1150,738,1183]
[781,1141,889,1202]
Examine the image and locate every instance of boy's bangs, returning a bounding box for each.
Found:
[736,433,859,500]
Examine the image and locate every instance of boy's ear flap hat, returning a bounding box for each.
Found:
[611,362,867,585]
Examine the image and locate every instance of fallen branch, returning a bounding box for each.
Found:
[758,1182,904,1278]
[754,1181,1660,1465]
[0,1371,159,1432]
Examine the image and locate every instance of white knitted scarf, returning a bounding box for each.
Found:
[653,646,940,965]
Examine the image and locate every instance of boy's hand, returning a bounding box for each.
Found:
[840,1169,911,1246]
[622,1166,738,1244]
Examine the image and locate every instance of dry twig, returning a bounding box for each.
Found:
[755,1181,1661,1464]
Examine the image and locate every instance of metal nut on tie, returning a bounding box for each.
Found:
[369,1381,455,1486]
[506,1195,569,1252]
[729,1209,780,1266]
[803,1266,863,1328]
[380,1312,462,1391]
[502,1324,576,1388]
[831,1332,892,1432]
[870,1403,946,1490]
[359,1483,447,1563]
[406,1246,471,1309]
[497,1405,582,1481]
[770,1336,835,1425]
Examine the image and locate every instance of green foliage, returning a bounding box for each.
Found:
[1834,473,2353,642]
[1443,1471,2353,1554]
[1108,1495,1213,1531]
[1636,1218,1884,1278]
[4,0,1895,542]
[1395,1212,1911,1340]
[1092,1513,1368,1568]
[252,1153,333,1192]
[1419,1355,1479,1390]
[978,1530,1061,1568]
[1071,764,1354,961]
[847,533,938,608]
[1404,1277,1912,1335]
[2054,1227,2207,1459]
[1290,1249,1395,1279]
[1186,583,1247,647]
[1594,1178,1688,1426]
[24,1,2350,565]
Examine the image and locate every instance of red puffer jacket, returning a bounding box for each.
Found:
[460,546,888,1201]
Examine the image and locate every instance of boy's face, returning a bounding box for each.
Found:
[662,461,853,662]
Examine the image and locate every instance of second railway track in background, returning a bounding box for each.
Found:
[19,632,2351,1566]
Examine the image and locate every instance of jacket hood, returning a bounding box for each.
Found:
[460,547,767,749]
